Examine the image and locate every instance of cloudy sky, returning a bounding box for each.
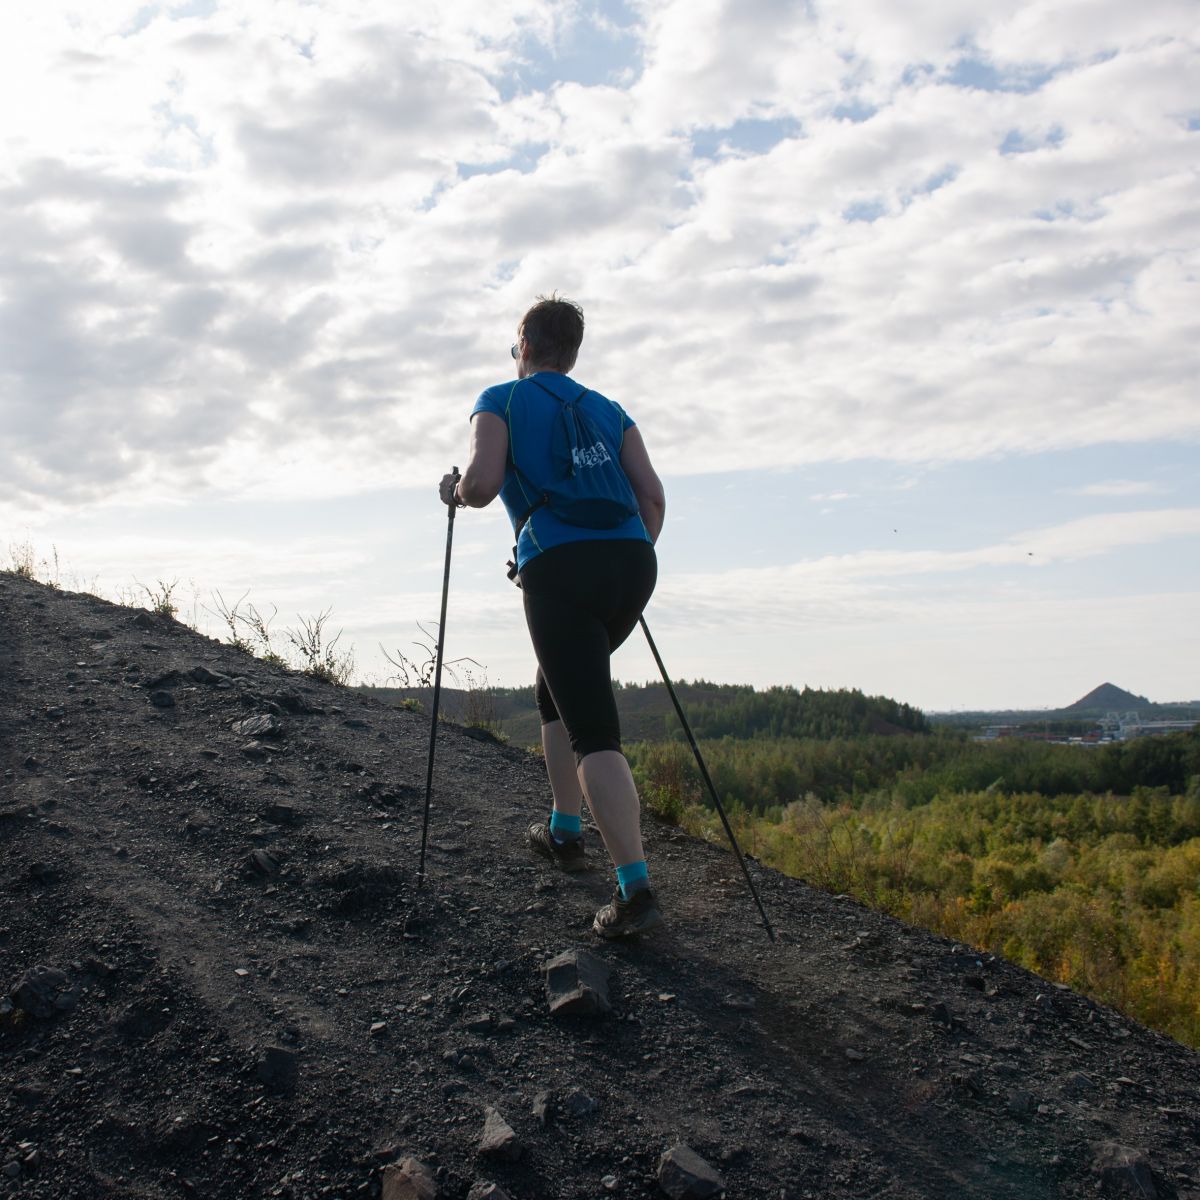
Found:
[2,0,1197,711]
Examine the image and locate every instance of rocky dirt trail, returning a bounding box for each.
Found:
[2,572,1198,1200]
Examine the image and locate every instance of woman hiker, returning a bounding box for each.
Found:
[439,294,667,937]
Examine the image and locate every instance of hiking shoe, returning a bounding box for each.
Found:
[593,887,663,939]
[526,819,588,873]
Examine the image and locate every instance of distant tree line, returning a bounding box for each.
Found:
[660,683,929,740]
[362,680,931,745]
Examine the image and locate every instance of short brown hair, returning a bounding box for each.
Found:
[519,293,584,371]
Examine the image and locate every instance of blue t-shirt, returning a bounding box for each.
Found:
[471,371,651,570]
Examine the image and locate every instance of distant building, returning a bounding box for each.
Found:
[1116,718,1198,741]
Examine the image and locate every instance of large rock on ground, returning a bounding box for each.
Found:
[477,1107,522,1161]
[233,714,285,738]
[10,966,70,1018]
[190,665,229,685]
[1091,1143,1158,1198]
[382,1156,437,1200]
[657,1144,725,1199]
[544,949,611,1016]
[466,1183,512,1200]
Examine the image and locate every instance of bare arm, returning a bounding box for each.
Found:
[456,411,508,507]
[620,426,666,544]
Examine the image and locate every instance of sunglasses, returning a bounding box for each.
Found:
[510,343,518,360]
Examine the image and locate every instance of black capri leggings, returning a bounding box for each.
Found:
[519,538,658,761]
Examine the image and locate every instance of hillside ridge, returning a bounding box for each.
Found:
[2,573,1198,1199]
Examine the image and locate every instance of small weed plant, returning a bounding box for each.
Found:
[285,608,355,686]
[381,623,496,729]
[7,540,60,587]
[136,578,180,619]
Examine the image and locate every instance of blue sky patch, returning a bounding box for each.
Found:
[948,55,1058,94]
[843,198,887,223]
[655,441,1199,578]
[901,63,936,87]
[497,0,642,99]
[691,116,801,159]
[1000,125,1065,156]
[914,165,959,196]
[830,99,877,123]
[458,143,549,179]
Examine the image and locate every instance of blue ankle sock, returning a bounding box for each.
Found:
[549,811,582,843]
[616,860,649,898]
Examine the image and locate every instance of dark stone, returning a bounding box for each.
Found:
[241,742,269,761]
[657,1145,725,1200]
[930,1002,955,1027]
[132,611,159,629]
[11,966,71,1018]
[190,666,230,685]
[248,849,281,876]
[261,804,300,826]
[145,669,181,689]
[233,714,285,739]
[12,1084,47,1107]
[1091,1142,1158,1198]
[1007,1090,1034,1119]
[343,718,371,730]
[267,689,322,715]
[185,812,216,837]
[721,996,755,1012]
[562,1089,598,1118]
[257,1047,299,1093]
[477,1108,521,1160]
[544,949,612,1017]
[532,1091,552,1126]
[115,1001,172,1040]
[381,1156,437,1200]
[149,691,175,709]
[43,706,65,720]
[53,988,80,1012]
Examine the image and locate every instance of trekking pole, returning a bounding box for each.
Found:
[418,467,460,888]
[639,616,776,943]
